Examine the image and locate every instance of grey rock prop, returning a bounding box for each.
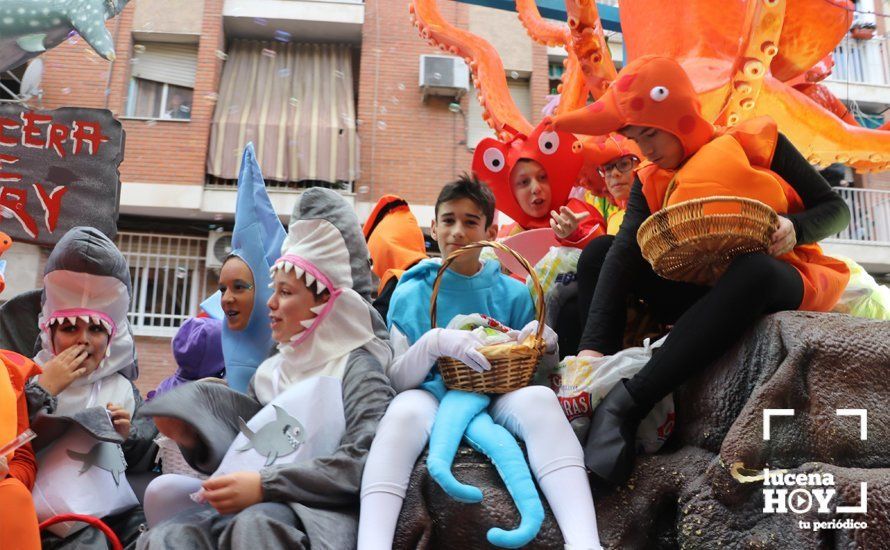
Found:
[393,312,890,549]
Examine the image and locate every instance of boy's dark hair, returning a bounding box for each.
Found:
[434,173,496,228]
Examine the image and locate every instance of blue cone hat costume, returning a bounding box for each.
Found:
[203,144,285,392]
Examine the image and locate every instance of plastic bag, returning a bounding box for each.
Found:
[831,255,890,320]
[528,246,581,295]
[557,336,674,454]
[446,313,516,345]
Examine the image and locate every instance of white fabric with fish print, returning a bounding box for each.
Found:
[32,416,139,537]
[214,376,346,475]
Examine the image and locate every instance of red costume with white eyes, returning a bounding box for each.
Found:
[472,121,606,248]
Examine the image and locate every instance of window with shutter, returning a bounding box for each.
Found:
[126,43,198,120]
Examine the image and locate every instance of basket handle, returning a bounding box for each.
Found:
[430,240,546,341]
[39,514,123,550]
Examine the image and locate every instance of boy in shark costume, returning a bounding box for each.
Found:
[203,144,286,393]
[25,227,157,458]
[24,227,158,548]
[137,188,394,550]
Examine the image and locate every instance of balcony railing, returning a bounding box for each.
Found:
[827,36,890,86]
[827,187,890,245]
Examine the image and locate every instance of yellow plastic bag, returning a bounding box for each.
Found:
[831,256,890,320]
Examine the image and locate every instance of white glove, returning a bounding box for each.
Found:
[431,328,491,373]
[387,328,491,392]
[517,320,558,354]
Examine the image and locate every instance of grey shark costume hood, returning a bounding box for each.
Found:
[253,188,392,403]
[33,227,138,414]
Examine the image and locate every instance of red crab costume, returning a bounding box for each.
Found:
[472,122,606,248]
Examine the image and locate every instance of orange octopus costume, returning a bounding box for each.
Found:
[552,56,849,312]
[363,195,428,296]
[472,122,606,248]
[0,349,42,550]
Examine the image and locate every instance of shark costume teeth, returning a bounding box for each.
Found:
[270,260,329,296]
[309,304,327,315]
[35,227,138,416]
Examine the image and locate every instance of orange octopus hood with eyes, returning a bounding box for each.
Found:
[551,56,715,160]
[473,120,583,229]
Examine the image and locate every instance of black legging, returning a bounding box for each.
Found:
[576,237,804,410]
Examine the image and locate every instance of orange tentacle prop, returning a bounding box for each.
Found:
[410,0,532,138]
[564,0,617,100]
[515,0,570,47]
[556,50,591,115]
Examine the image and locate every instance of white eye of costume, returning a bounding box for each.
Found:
[650,86,669,102]
[538,131,560,155]
[482,147,506,172]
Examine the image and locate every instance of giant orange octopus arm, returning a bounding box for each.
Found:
[410,0,532,138]
[556,50,592,115]
[513,0,590,113]
[757,76,890,173]
[563,0,618,100]
[515,0,570,47]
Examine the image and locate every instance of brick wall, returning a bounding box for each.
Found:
[357,0,550,207]
[39,0,224,187]
[133,336,176,396]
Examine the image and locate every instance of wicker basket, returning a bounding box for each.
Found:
[637,196,778,285]
[432,241,546,394]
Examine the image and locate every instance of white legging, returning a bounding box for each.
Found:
[143,473,208,527]
[358,386,601,549]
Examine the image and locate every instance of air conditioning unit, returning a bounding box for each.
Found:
[206,232,234,269]
[419,54,469,100]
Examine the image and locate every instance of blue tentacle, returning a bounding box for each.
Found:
[465,413,545,548]
[426,389,489,503]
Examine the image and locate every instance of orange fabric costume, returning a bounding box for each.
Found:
[363,195,428,295]
[0,349,42,550]
[552,56,849,312]
[473,121,606,248]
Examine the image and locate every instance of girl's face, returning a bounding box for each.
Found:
[620,126,685,170]
[267,269,329,343]
[510,159,552,218]
[52,318,110,374]
[219,256,255,331]
[600,155,639,202]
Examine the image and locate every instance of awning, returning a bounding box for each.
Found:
[207,40,358,184]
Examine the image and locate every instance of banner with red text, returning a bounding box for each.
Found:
[0,106,124,246]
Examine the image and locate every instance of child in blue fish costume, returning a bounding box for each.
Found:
[201,144,286,392]
[358,175,602,550]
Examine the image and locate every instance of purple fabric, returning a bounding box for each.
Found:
[150,317,225,400]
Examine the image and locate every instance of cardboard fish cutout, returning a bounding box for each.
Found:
[236,404,305,466]
[66,441,128,485]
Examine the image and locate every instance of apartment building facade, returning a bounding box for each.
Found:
[1,0,888,343]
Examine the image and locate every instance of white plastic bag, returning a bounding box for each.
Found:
[528,246,581,295]
[557,336,675,454]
